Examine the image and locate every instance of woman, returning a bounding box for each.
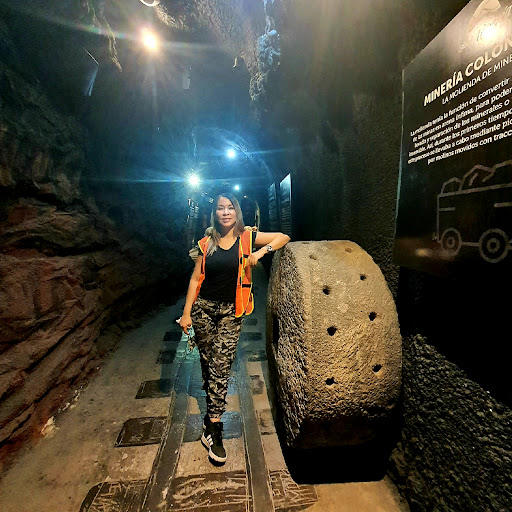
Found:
[179,193,290,464]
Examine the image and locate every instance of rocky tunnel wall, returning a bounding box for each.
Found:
[0,14,190,462]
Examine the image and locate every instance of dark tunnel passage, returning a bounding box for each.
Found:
[0,1,511,511]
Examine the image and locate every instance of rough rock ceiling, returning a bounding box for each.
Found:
[1,0,280,187]
[3,0,462,187]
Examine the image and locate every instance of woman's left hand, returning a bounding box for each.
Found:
[247,248,265,266]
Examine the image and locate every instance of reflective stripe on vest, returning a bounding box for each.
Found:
[194,230,254,317]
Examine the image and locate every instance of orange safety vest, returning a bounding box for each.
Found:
[194,230,254,317]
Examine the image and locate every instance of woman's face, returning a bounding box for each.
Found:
[216,197,236,230]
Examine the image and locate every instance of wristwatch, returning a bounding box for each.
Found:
[266,245,273,253]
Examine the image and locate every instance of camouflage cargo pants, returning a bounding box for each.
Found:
[191,296,244,419]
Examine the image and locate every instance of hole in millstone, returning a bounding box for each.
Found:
[345,247,353,253]
[373,364,382,373]
[360,274,367,281]
[325,377,335,386]
[310,254,318,260]
[369,312,377,321]
[323,286,330,295]
[327,326,337,336]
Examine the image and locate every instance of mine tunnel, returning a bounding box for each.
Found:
[0,0,511,511]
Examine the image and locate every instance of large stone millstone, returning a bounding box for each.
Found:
[266,241,401,450]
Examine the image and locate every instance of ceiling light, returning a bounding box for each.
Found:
[188,174,200,187]
[141,29,159,51]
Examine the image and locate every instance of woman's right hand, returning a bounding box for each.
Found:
[179,313,192,335]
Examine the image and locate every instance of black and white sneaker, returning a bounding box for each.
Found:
[201,416,227,463]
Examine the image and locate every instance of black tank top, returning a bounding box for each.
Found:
[199,232,256,303]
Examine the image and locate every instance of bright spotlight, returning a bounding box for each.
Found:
[226,148,236,159]
[234,184,240,191]
[188,174,200,187]
[141,29,159,51]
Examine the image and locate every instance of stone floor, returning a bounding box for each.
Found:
[0,265,409,512]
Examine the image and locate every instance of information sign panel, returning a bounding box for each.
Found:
[268,183,279,232]
[394,0,512,273]
[280,174,292,237]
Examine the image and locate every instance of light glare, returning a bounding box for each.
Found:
[189,174,200,187]
[234,184,240,191]
[142,29,159,51]
[479,23,499,44]
[226,148,236,159]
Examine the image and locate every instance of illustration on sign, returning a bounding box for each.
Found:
[436,159,512,262]
[465,0,512,50]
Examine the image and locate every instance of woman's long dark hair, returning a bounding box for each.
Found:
[205,193,245,256]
